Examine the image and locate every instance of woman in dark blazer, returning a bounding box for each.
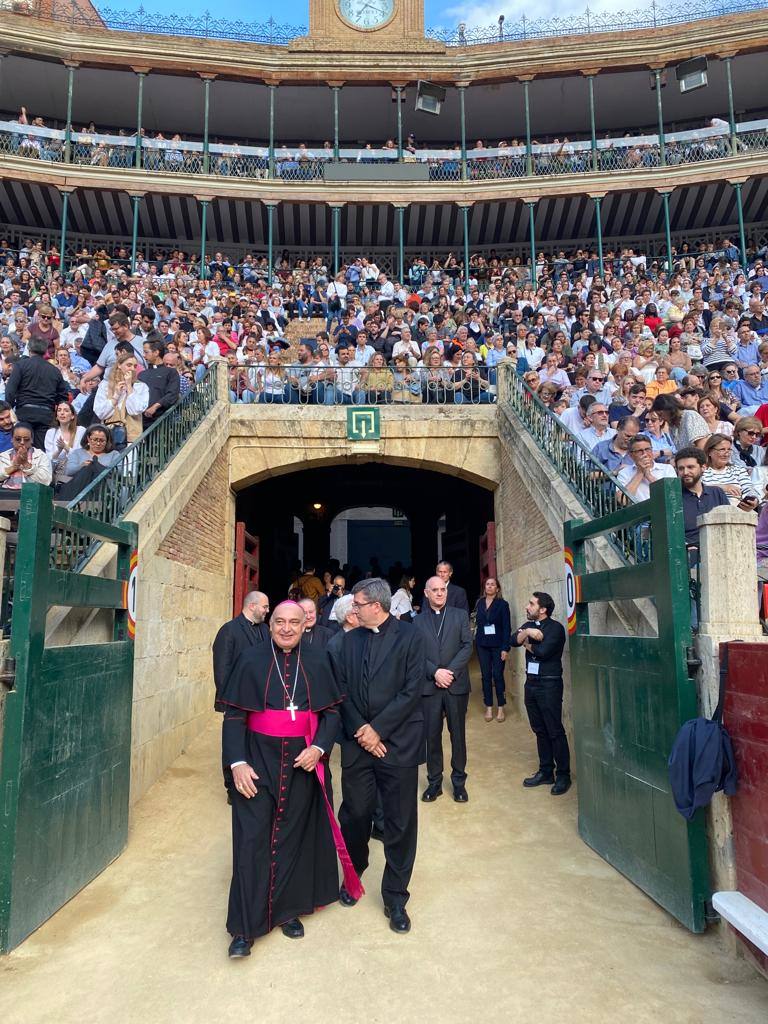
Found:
[474,577,512,722]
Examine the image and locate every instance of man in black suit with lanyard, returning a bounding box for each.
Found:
[334,578,426,934]
[212,591,270,798]
[415,576,473,803]
[436,560,469,613]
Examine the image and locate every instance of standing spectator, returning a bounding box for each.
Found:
[651,394,709,450]
[0,402,14,453]
[45,400,85,482]
[22,304,60,358]
[674,446,731,548]
[5,336,69,449]
[94,351,150,445]
[511,592,571,796]
[474,577,512,722]
[138,340,180,430]
[390,574,417,621]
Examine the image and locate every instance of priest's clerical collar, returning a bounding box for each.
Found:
[432,607,443,615]
[368,614,392,635]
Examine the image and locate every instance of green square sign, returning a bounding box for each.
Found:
[346,407,381,441]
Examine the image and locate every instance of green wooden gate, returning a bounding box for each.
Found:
[0,484,137,953]
[563,477,709,933]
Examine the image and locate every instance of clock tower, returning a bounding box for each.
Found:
[289,0,444,51]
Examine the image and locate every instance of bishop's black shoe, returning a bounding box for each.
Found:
[421,783,443,802]
[523,770,555,788]
[339,885,358,907]
[281,918,305,939]
[384,906,411,933]
[228,936,253,958]
[551,776,572,796]
[453,786,469,803]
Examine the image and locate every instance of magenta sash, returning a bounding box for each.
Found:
[246,710,365,901]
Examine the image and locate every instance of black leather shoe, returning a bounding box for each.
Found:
[422,784,443,802]
[453,786,469,803]
[371,825,385,842]
[523,770,555,788]
[281,918,304,939]
[384,906,411,933]
[228,936,253,958]
[339,886,358,907]
[551,777,572,796]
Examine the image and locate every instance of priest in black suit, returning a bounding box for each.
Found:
[334,578,426,935]
[212,591,270,796]
[415,576,473,803]
[436,560,470,612]
[212,591,270,710]
[298,597,334,650]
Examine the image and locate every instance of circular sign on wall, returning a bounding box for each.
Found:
[122,550,138,639]
[564,547,581,635]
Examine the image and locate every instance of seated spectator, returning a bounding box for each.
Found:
[0,421,53,492]
[560,393,596,434]
[453,351,494,404]
[616,434,677,502]
[592,416,641,474]
[421,346,454,405]
[732,417,766,479]
[651,393,709,450]
[577,402,616,450]
[645,365,677,401]
[569,368,612,408]
[45,400,85,482]
[726,364,768,412]
[701,433,760,511]
[56,424,122,499]
[609,381,647,427]
[0,401,14,454]
[94,351,150,445]
[358,352,394,405]
[391,355,421,403]
[674,446,731,549]
[697,392,733,439]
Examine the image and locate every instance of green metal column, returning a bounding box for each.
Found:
[63,63,76,164]
[461,204,470,292]
[59,189,70,278]
[661,191,673,273]
[266,202,275,284]
[527,201,537,287]
[331,204,341,275]
[134,71,145,169]
[653,69,666,167]
[396,204,405,283]
[201,76,211,175]
[332,86,340,161]
[587,74,598,172]
[523,79,533,176]
[395,85,403,160]
[733,181,747,268]
[724,56,737,155]
[199,199,209,279]
[129,195,141,275]
[593,195,604,277]
[268,84,276,179]
[459,84,467,181]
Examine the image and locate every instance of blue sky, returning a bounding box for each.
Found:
[132,0,666,30]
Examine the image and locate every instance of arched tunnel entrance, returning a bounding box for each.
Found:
[235,462,495,603]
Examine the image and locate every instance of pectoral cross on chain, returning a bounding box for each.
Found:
[287,700,298,721]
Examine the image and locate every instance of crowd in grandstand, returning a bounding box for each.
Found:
[0,233,766,569]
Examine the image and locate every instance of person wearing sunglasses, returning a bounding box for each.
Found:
[568,368,613,409]
[732,417,767,477]
[21,303,60,359]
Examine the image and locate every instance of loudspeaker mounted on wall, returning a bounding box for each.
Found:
[415,81,447,116]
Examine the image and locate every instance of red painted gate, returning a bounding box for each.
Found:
[233,522,260,616]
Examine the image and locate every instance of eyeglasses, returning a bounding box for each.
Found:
[741,430,761,437]
[590,376,606,382]
[708,374,722,380]
[352,599,375,609]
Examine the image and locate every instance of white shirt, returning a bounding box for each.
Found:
[616,462,677,502]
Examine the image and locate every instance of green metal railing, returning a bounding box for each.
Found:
[60,362,221,568]
[496,363,651,565]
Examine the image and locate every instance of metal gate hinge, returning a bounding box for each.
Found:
[0,657,16,690]
[686,647,702,678]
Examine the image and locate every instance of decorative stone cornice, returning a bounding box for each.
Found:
[0,10,766,85]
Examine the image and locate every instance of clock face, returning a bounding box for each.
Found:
[337,0,395,30]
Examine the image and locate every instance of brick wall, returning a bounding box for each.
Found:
[497,444,561,573]
[157,451,229,575]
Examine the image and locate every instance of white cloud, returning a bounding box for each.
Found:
[437,0,639,31]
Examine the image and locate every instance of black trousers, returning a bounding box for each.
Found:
[477,646,506,706]
[16,404,53,450]
[424,690,469,788]
[339,755,418,910]
[524,676,571,778]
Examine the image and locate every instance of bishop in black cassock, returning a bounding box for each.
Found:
[219,601,347,957]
